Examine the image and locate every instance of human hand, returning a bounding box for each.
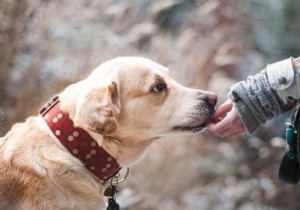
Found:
[207,99,246,139]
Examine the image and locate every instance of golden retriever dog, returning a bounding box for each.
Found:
[0,57,217,210]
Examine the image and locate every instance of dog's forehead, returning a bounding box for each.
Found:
[90,57,169,79]
[115,57,169,75]
[118,64,166,88]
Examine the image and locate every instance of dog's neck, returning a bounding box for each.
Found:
[39,95,121,182]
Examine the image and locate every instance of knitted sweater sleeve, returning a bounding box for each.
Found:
[229,71,286,134]
[229,57,300,134]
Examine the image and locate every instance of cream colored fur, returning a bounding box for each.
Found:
[0,57,216,210]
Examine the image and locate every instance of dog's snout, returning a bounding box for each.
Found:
[204,93,218,106]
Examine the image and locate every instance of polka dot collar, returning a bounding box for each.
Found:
[39,95,121,182]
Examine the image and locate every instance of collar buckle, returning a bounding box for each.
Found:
[39,95,60,116]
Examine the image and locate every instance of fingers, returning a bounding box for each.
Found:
[227,131,245,139]
[207,102,246,139]
[207,119,234,136]
[211,99,233,119]
[209,117,222,124]
[207,119,227,133]
[217,126,246,139]
[208,120,245,138]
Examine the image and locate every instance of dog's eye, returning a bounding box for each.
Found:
[153,82,166,92]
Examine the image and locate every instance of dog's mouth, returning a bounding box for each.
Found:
[173,107,215,133]
[173,123,207,133]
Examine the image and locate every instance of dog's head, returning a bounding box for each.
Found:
[61,57,217,141]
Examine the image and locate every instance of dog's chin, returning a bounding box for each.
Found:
[173,111,215,134]
[173,123,206,133]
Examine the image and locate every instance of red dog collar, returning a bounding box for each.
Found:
[39,95,121,182]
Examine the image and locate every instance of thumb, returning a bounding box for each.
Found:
[212,99,233,119]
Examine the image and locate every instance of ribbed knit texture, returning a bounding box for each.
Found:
[230,71,286,134]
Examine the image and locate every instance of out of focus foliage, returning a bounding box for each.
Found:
[1,0,300,209]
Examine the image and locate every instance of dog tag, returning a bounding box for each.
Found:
[104,185,120,210]
[104,186,118,197]
[106,198,120,210]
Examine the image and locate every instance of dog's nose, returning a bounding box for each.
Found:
[205,93,218,106]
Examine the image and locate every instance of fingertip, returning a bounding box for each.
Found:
[206,122,217,131]
[213,101,233,118]
[213,117,222,123]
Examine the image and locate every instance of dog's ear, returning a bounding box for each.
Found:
[73,82,120,135]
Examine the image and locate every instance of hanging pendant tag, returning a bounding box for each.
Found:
[104,169,130,210]
[106,198,120,210]
[104,185,118,197]
[105,183,119,209]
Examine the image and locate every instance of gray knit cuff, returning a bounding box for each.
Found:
[229,71,286,134]
[232,93,261,134]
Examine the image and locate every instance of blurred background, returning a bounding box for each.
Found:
[1,0,300,209]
